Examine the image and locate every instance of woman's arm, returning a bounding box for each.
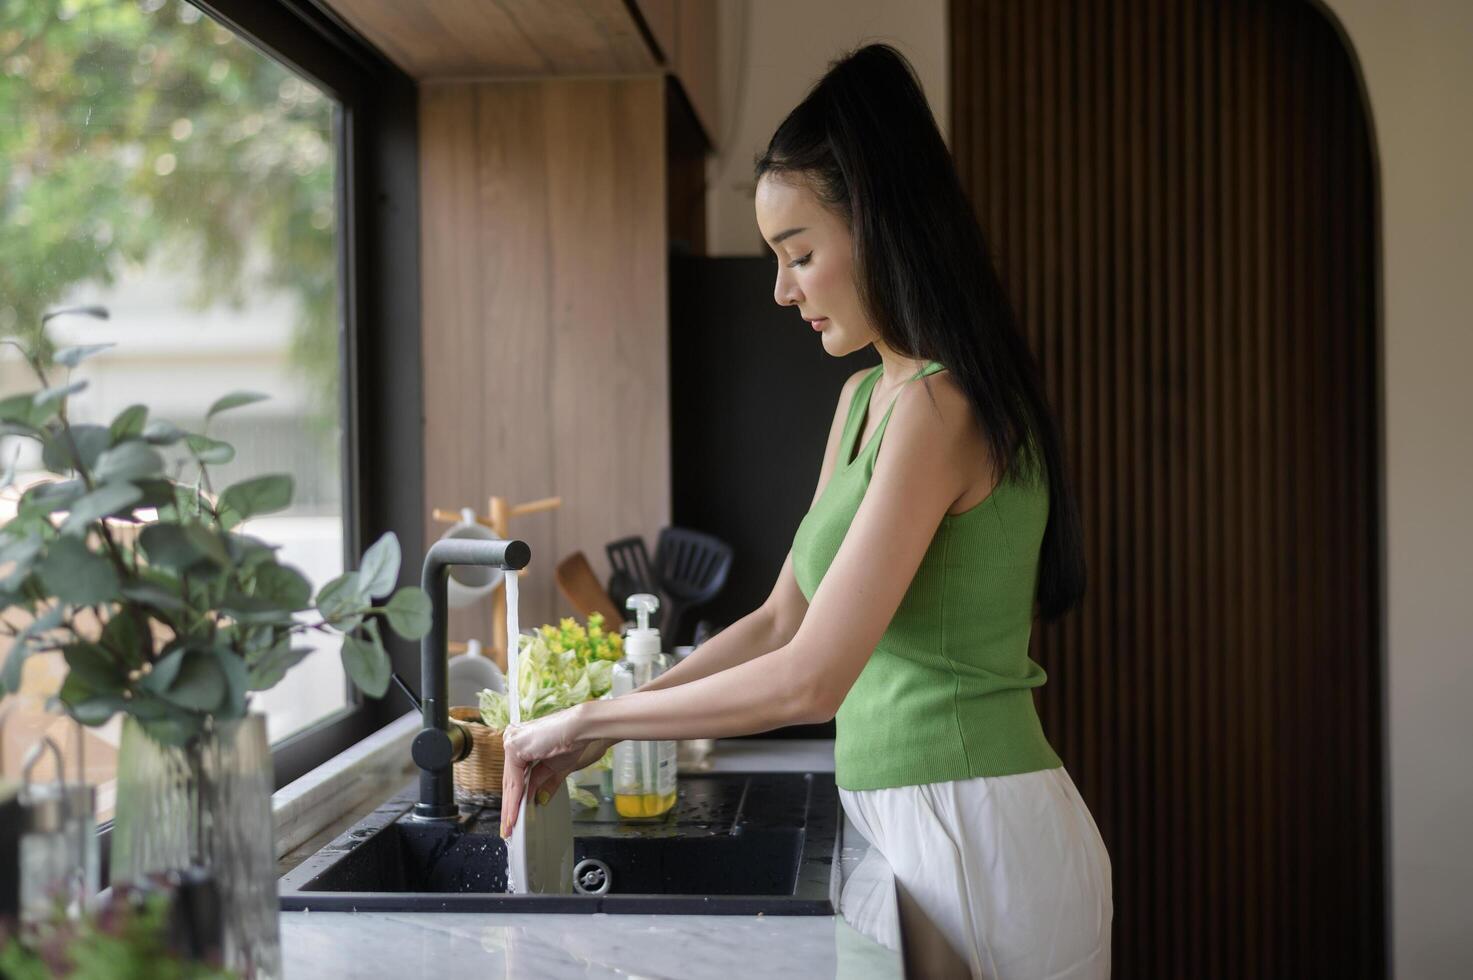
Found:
[639,551,801,692]
[638,367,870,693]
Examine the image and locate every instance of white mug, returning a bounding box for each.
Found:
[440,507,503,609]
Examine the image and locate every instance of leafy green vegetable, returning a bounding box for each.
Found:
[477,613,622,728]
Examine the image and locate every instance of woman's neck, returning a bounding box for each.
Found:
[872,340,930,391]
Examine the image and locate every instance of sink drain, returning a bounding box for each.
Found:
[572,858,611,896]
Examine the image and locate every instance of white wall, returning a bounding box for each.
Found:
[705,0,948,256]
[1318,3,1473,976]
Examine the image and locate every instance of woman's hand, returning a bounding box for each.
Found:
[499,704,609,837]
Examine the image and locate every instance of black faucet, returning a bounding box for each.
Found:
[411,536,531,820]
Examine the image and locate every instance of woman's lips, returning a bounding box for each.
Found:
[808,317,828,331]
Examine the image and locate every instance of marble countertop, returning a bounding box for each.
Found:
[278,739,902,979]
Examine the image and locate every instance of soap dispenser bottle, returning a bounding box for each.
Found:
[611,593,677,818]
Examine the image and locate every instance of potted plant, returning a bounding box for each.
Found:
[1,882,236,980]
[0,309,433,979]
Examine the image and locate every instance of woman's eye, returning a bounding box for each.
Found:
[788,253,812,268]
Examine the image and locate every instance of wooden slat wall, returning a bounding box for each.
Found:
[949,2,1383,976]
[420,77,669,645]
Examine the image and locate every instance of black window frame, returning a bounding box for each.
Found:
[184,0,424,789]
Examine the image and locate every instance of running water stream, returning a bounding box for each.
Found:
[502,569,574,893]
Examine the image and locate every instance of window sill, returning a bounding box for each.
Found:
[272,710,419,864]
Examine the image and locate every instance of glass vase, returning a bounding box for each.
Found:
[112,713,280,980]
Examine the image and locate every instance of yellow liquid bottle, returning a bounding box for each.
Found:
[611,595,678,820]
[614,789,678,819]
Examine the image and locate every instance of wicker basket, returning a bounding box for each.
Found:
[449,706,504,803]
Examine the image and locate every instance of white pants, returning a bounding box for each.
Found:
[839,767,1112,980]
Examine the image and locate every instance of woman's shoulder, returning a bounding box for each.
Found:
[895,367,972,433]
[888,368,993,477]
[836,365,879,413]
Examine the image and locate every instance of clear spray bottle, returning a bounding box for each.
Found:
[611,593,677,819]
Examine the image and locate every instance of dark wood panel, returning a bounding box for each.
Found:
[949,1,1383,976]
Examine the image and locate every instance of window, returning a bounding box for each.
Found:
[1,0,422,813]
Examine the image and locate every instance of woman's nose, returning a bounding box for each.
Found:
[774,269,802,307]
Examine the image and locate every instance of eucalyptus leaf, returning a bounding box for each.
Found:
[213,647,249,721]
[316,571,365,631]
[158,650,227,712]
[140,523,214,573]
[22,478,86,516]
[142,419,188,446]
[218,473,293,527]
[109,404,148,442]
[161,482,211,522]
[190,525,231,565]
[62,642,122,691]
[0,531,42,561]
[132,479,177,511]
[0,534,43,590]
[2,642,27,695]
[0,393,40,426]
[33,379,87,411]
[36,535,120,605]
[358,531,401,599]
[252,561,312,610]
[143,646,187,693]
[58,668,127,726]
[1,444,20,490]
[1,605,63,693]
[383,586,433,640]
[92,440,164,483]
[185,433,235,465]
[138,712,204,748]
[220,590,296,626]
[123,690,175,722]
[207,390,269,420]
[101,610,150,668]
[60,482,143,535]
[224,532,279,569]
[41,423,110,475]
[246,639,311,692]
[341,626,390,699]
[120,581,187,614]
[54,343,115,368]
[64,692,127,726]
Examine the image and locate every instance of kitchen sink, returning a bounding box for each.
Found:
[278,771,840,915]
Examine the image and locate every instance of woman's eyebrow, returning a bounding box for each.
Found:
[770,226,808,244]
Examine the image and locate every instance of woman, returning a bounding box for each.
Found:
[500,44,1112,979]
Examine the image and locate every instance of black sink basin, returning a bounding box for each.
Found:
[278,771,840,915]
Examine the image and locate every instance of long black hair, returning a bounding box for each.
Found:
[756,43,1086,621]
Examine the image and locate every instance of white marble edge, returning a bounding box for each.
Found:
[276,735,905,978]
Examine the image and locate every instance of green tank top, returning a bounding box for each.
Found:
[792,361,1062,791]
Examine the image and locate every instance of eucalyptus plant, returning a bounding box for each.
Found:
[0,309,431,747]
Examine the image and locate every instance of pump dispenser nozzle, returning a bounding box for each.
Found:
[624,593,662,661]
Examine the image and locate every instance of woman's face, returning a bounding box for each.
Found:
[755,174,875,356]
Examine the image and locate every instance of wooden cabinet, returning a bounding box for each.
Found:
[315,0,657,77]
[633,0,719,146]
[318,0,717,145]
